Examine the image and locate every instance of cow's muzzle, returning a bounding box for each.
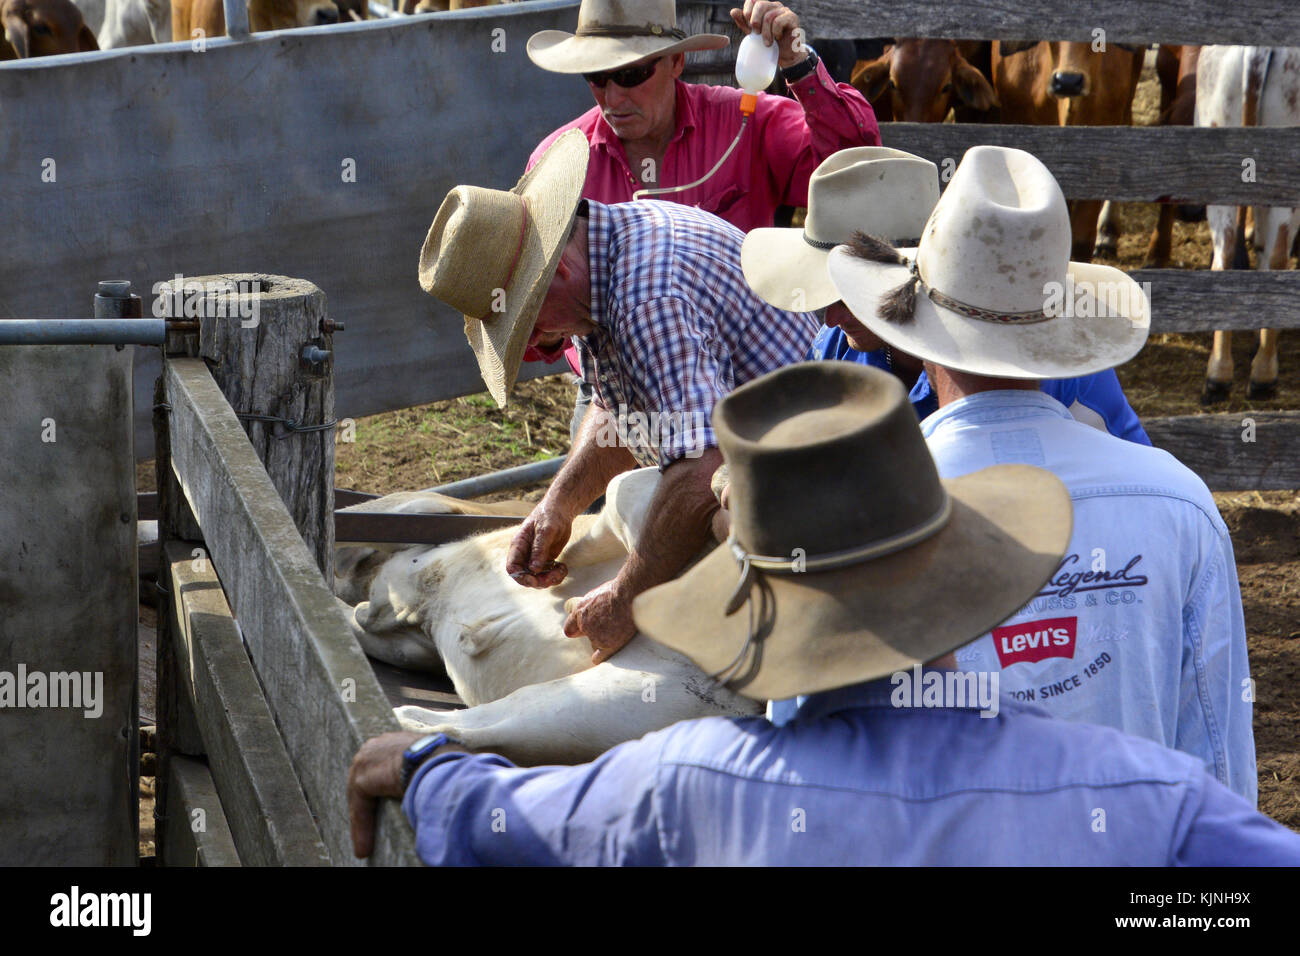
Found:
[1049,71,1086,97]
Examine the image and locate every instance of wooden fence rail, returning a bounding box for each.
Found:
[1144,413,1300,491]
[165,357,419,866]
[797,0,1300,47]
[878,125,1300,208]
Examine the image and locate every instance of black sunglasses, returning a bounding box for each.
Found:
[583,57,664,90]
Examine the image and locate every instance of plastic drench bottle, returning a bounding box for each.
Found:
[735,29,779,114]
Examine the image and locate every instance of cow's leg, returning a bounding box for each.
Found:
[1143,204,1175,268]
[1202,203,1242,403]
[1069,199,1103,262]
[1093,201,1120,258]
[394,639,761,766]
[1247,209,1294,398]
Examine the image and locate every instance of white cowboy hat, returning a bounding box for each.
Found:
[826,145,1151,380]
[742,147,940,312]
[417,130,589,407]
[527,0,729,75]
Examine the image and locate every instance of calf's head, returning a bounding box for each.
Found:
[1,0,97,57]
[853,39,996,123]
[249,0,341,31]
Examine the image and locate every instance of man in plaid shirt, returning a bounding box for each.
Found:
[509,197,818,659]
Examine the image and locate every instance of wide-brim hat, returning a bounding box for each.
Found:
[743,147,941,312]
[417,129,589,407]
[827,145,1150,380]
[632,362,1072,702]
[528,0,729,75]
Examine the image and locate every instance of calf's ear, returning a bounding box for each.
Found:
[4,18,29,58]
[850,54,892,103]
[78,23,99,51]
[954,59,997,111]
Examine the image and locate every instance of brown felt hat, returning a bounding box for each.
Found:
[418,129,589,407]
[631,362,1073,701]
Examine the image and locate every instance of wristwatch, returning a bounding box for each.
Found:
[400,732,462,792]
[781,45,819,83]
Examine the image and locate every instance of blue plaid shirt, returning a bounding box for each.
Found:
[577,200,819,468]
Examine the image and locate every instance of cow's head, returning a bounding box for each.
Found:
[853,39,997,123]
[1049,42,1145,124]
[1,0,97,57]
[248,0,341,31]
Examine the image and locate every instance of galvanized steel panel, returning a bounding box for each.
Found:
[0,2,587,458]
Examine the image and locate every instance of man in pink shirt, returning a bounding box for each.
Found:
[524,0,879,394]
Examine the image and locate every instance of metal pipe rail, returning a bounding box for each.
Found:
[0,319,182,346]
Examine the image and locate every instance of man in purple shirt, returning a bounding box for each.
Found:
[347,363,1300,865]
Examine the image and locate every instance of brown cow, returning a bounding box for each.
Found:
[171,0,341,41]
[992,40,1144,260]
[851,39,997,123]
[1144,45,1202,267]
[405,0,499,13]
[1,0,98,56]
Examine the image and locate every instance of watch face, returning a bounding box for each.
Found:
[406,734,448,761]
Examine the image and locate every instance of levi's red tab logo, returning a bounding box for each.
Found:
[993,616,1077,668]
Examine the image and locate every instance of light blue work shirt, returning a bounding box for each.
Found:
[403,674,1298,866]
[807,325,1151,444]
[920,390,1256,803]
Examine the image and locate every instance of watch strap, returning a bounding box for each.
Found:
[781,46,818,83]
[400,732,460,792]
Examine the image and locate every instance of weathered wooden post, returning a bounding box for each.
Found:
[190,273,338,582]
[152,273,339,864]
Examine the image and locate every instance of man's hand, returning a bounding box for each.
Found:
[347,731,423,859]
[506,503,574,588]
[563,581,638,664]
[731,1,807,70]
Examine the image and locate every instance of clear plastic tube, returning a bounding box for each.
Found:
[631,115,750,202]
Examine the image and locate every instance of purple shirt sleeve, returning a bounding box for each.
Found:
[402,739,669,866]
[1175,772,1300,865]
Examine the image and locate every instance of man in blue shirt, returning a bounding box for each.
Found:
[347,363,1298,865]
[828,145,1257,801]
[740,146,1149,443]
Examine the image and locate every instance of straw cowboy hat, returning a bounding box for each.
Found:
[527,0,729,75]
[632,362,1072,702]
[742,147,940,312]
[417,129,589,407]
[826,145,1150,380]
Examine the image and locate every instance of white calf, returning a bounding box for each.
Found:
[336,468,762,766]
[1196,46,1300,402]
[95,0,168,46]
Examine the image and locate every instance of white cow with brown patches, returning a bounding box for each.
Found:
[335,468,761,766]
[1196,46,1300,403]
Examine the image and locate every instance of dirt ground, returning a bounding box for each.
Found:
[136,58,1299,842]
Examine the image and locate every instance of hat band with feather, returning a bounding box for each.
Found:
[849,233,1057,326]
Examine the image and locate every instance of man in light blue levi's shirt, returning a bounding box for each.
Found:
[347,363,1296,865]
[827,144,1256,802]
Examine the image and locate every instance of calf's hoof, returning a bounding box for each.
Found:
[1093,237,1118,258]
[1200,379,1231,405]
[1246,379,1277,400]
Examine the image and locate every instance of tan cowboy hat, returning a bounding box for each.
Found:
[826,145,1150,380]
[632,362,1072,702]
[742,147,940,312]
[417,129,589,407]
[528,0,729,75]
